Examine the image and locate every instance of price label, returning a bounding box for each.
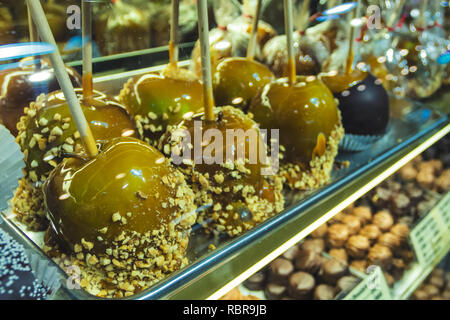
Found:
[344,266,392,300]
[434,192,450,235]
[410,195,450,267]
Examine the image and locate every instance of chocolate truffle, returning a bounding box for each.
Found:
[373,211,394,232]
[294,249,323,275]
[398,249,414,264]
[314,284,336,300]
[359,224,381,244]
[412,289,429,300]
[351,206,372,225]
[442,290,450,300]
[321,259,348,286]
[243,271,266,291]
[368,244,393,268]
[337,275,359,293]
[383,272,395,287]
[428,275,445,289]
[311,223,328,238]
[341,214,361,235]
[288,272,315,299]
[350,260,368,273]
[300,239,326,254]
[378,233,401,251]
[391,258,406,280]
[346,235,370,259]
[282,245,301,261]
[390,223,410,243]
[264,282,287,300]
[327,224,350,248]
[371,187,392,209]
[328,248,348,263]
[399,163,418,182]
[268,258,294,285]
[334,73,389,135]
[423,284,440,298]
[390,193,410,216]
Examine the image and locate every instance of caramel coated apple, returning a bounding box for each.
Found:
[119,73,204,146]
[0,59,81,136]
[213,57,275,111]
[249,76,340,164]
[162,106,284,236]
[16,89,138,182]
[44,137,197,257]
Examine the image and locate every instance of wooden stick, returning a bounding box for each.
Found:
[344,0,360,75]
[419,0,428,30]
[284,0,296,85]
[246,0,262,60]
[297,0,311,34]
[387,0,407,29]
[169,0,180,66]
[27,4,39,43]
[27,0,98,157]
[82,0,93,102]
[197,0,215,121]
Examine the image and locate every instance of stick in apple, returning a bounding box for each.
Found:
[284,0,296,85]
[27,0,98,157]
[197,0,215,121]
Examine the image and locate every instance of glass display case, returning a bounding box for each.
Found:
[0,0,448,300]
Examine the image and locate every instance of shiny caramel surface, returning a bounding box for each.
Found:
[44,137,182,252]
[19,89,137,178]
[320,69,367,94]
[249,76,339,164]
[119,73,204,143]
[0,59,81,135]
[213,58,275,111]
[167,106,276,206]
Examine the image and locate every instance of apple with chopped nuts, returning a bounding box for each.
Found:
[16,89,138,183]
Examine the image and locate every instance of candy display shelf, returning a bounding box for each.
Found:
[392,192,450,300]
[1,61,449,300]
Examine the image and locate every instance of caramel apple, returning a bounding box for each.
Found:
[191,21,276,78]
[0,59,81,136]
[43,137,197,296]
[263,32,321,77]
[44,136,196,253]
[13,88,138,231]
[119,73,204,147]
[213,57,274,111]
[161,106,284,236]
[248,76,343,190]
[16,89,138,183]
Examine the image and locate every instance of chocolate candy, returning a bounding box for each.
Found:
[321,259,348,286]
[268,258,294,285]
[264,282,287,300]
[324,72,390,135]
[288,271,315,299]
[243,271,266,291]
[314,284,335,300]
[294,249,323,275]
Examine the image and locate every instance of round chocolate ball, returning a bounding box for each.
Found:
[243,271,266,291]
[264,282,287,300]
[314,284,336,300]
[288,271,315,299]
[334,73,389,135]
[268,258,294,285]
